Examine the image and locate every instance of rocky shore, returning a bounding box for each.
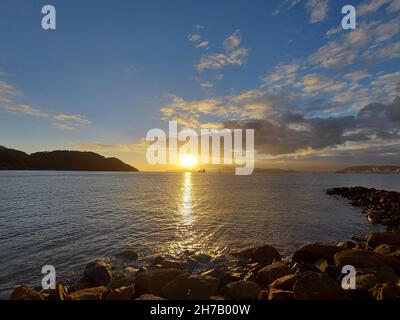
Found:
[8,187,400,301]
[327,187,400,228]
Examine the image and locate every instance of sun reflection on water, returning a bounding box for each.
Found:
[179,172,194,225]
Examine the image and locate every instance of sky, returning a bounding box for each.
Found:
[0,0,399,171]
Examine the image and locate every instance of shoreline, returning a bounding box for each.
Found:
[7,186,400,300]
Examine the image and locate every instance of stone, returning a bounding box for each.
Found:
[191,253,212,264]
[292,243,344,264]
[47,284,68,300]
[374,244,398,255]
[225,280,260,300]
[135,294,166,300]
[162,274,220,300]
[293,271,348,300]
[257,261,292,286]
[337,241,356,249]
[268,289,294,300]
[83,260,113,286]
[366,232,400,249]
[135,268,185,296]
[232,244,281,265]
[10,285,44,300]
[268,273,300,291]
[106,274,135,290]
[200,268,226,281]
[334,249,400,271]
[68,286,108,300]
[369,282,400,300]
[114,250,139,261]
[104,286,134,300]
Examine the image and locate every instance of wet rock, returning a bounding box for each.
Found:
[369,282,400,300]
[135,268,185,296]
[268,289,294,300]
[257,261,293,286]
[367,232,400,249]
[135,294,166,300]
[232,244,281,265]
[225,280,260,300]
[334,249,400,271]
[10,285,44,300]
[83,260,113,286]
[68,286,108,300]
[292,261,321,274]
[210,295,226,300]
[162,274,220,300]
[374,244,398,255]
[224,267,245,283]
[107,274,135,290]
[292,243,344,264]
[293,271,348,300]
[191,253,212,264]
[47,284,68,300]
[104,286,135,300]
[114,250,139,261]
[200,267,226,282]
[268,273,300,291]
[337,241,356,249]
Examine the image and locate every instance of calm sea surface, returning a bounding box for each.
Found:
[1,171,399,294]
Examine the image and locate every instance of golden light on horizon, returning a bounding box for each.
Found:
[179,154,198,168]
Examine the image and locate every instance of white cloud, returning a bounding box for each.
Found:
[357,0,391,16]
[54,114,91,124]
[306,0,329,23]
[196,31,249,71]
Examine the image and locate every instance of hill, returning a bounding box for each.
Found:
[0,146,138,172]
[337,166,400,174]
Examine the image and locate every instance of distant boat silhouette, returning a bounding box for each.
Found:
[198,168,206,173]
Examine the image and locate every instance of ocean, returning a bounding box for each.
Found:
[1,171,399,294]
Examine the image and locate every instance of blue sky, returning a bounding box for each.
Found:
[0,0,399,170]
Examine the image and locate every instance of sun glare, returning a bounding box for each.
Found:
[180,154,197,168]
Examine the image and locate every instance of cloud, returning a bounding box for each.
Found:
[296,74,345,94]
[387,0,400,13]
[187,31,209,49]
[357,0,391,16]
[52,123,75,130]
[262,63,300,89]
[344,71,370,81]
[54,114,91,124]
[196,31,249,71]
[306,0,329,23]
[200,81,214,89]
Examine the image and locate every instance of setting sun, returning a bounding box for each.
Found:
[179,154,198,168]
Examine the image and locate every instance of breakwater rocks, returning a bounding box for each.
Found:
[327,187,400,228]
[9,232,400,300]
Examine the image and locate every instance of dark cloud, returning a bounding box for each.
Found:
[224,97,400,157]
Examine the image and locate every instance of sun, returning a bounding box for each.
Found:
[179,154,198,168]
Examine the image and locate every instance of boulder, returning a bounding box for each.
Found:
[104,286,134,300]
[374,244,398,255]
[366,232,400,249]
[337,241,356,250]
[114,250,139,261]
[47,284,68,300]
[225,280,260,300]
[334,249,400,271]
[292,244,344,264]
[10,285,44,300]
[162,274,220,300]
[257,261,292,286]
[200,268,226,282]
[135,268,185,296]
[106,274,135,290]
[68,286,108,300]
[268,289,294,300]
[269,273,300,291]
[293,271,348,300]
[135,294,166,300]
[232,244,281,264]
[369,282,400,300]
[83,260,113,286]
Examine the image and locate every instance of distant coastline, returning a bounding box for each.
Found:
[337,166,400,174]
[0,146,138,172]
